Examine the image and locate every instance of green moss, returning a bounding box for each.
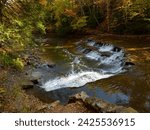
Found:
[0,52,14,66]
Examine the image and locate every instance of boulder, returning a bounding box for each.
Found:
[48,100,60,109]
[69,91,138,113]
[69,91,89,103]
[31,79,39,84]
[113,46,122,52]
[31,71,42,81]
[22,83,34,90]
[125,62,135,66]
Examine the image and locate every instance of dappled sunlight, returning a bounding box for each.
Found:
[128,50,150,63]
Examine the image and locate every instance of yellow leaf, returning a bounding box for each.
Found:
[39,0,47,6]
[0,88,6,94]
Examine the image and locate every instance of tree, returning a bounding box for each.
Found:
[106,0,110,32]
[0,0,9,22]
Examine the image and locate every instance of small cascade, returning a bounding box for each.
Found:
[41,39,129,92]
[41,71,113,91]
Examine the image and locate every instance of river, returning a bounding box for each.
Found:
[29,35,150,112]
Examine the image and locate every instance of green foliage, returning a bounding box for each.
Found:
[46,0,88,34]
[71,16,87,30]
[0,52,14,66]
[13,58,24,70]
[108,0,150,34]
[0,21,32,49]
[36,21,46,34]
[0,0,149,70]
[0,0,47,69]
[0,52,24,69]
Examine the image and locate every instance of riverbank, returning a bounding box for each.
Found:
[0,49,93,113]
[0,64,137,113]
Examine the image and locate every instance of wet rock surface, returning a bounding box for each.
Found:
[21,48,56,89]
[75,39,130,72]
[69,91,137,113]
[22,82,34,90]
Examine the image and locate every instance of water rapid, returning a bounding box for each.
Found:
[41,39,128,92]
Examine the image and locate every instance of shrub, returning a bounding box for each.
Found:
[0,0,47,69]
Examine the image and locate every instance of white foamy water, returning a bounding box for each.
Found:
[41,71,113,91]
[85,51,101,60]
[87,41,95,46]
[99,45,114,52]
[101,51,124,64]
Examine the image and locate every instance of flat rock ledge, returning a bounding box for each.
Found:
[69,91,137,113]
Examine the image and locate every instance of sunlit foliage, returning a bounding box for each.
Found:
[0,0,149,68]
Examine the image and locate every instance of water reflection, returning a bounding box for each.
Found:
[30,83,129,105]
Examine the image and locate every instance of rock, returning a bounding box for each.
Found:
[41,63,56,69]
[120,107,138,113]
[101,52,112,57]
[69,91,138,113]
[69,91,89,103]
[36,101,61,112]
[26,61,32,65]
[94,42,103,47]
[31,79,39,84]
[113,46,122,52]
[37,104,48,112]
[23,53,42,67]
[125,62,135,66]
[48,100,60,109]
[0,64,4,68]
[84,97,117,112]
[87,38,93,42]
[22,83,34,90]
[31,71,42,80]
[106,105,124,113]
[83,49,92,54]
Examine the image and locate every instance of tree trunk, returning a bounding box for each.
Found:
[106,0,110,32]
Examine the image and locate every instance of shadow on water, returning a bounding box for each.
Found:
[27,35,150,112]
[29,81,129,105]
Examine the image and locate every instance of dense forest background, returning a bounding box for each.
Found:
[0,0,150,69]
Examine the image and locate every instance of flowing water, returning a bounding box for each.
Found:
[30,35,150,112]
